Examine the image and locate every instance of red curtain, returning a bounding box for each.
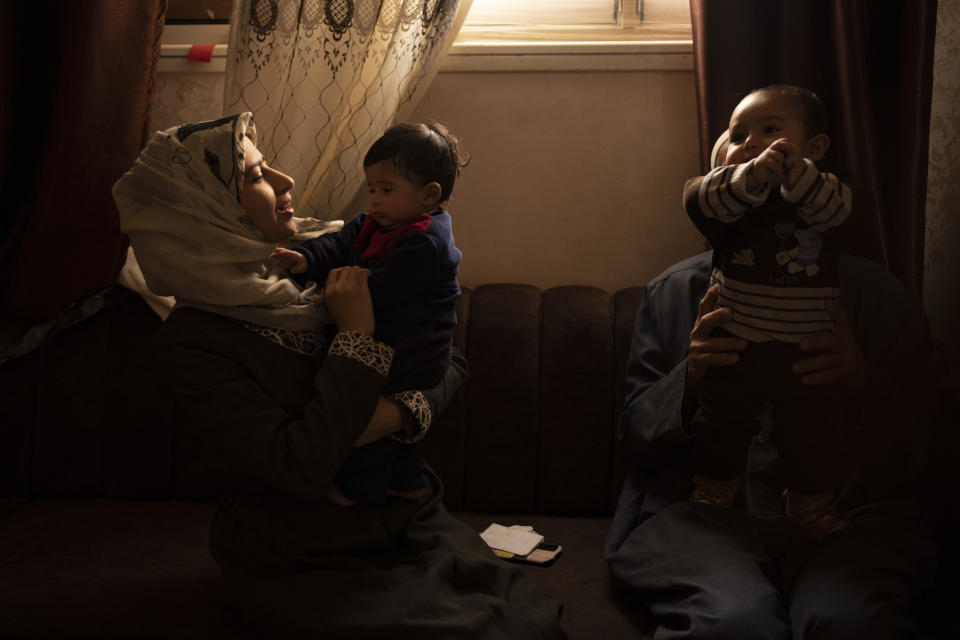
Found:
[0,1,166,323]
[689,0,937,293]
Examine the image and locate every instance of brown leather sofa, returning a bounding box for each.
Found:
[0,283,650,639]
[2,283,956,638]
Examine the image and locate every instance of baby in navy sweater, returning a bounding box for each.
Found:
[274,122,465,506]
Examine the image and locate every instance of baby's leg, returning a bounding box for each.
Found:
[773,380,848,494]
[773,351,850,537]
[694,339,766,482]
[331,439,396,505]
[325,484,356,507]
[385,444,427,501]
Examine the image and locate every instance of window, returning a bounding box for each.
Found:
[165,0,232,22]
[449,0,692,71]
[455,0,691,44]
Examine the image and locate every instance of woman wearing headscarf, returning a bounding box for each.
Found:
[113,113,565,639]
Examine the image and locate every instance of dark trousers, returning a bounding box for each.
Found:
[694,335,848,493]
[336,439,426,504]
[607,500,936,639]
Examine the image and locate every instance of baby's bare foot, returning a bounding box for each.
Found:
[326,484,355,507]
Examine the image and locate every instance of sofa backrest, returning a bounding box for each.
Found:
[420,284,643,515]
[1,291,174,503]
[1,284,645,517]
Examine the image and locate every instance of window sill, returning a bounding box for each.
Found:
[441,40,693,72]
[159,23,229,73]
[159,44,227,73]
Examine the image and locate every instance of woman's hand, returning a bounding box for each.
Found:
[793,300,865,392]
[686,284,747,390]
[355,397,415,446]
[325,266,375,336]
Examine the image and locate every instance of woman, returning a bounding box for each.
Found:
[113,113,565,639]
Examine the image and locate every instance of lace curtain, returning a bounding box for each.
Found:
[925,0,960,355]
[223,0,471,221]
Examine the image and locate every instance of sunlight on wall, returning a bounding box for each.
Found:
[405,70,704,292]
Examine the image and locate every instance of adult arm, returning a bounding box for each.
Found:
[156,265,390,501]
[157,321,394,501]
[840,257,931,481]
[795,255,932,499]
[382,347,468,444]
[799,255,930,420]
[355,347,468,446]
[619,257,716,469]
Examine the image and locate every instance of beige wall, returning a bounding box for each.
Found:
[404,70,705,292]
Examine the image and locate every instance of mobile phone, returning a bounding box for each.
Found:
[494,542,563,567]
[525,543,562,565]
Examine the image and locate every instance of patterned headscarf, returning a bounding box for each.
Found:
[113,113,341,330]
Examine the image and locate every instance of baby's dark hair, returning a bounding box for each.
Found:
[747,84,828,136]
[363,122,467,203]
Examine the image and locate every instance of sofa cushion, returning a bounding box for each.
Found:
[420,284,645,516]
[462,284,543,513]
[0,293,176,502]
[538,287,615,516]
[0,499,253,639]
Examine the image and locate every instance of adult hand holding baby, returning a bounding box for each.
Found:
[686,283,747,391]
[793,300,865,392]
[324,266,375,336]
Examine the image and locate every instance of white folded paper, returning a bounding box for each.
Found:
[479,523,544,556]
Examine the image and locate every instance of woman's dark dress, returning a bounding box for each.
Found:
[157,307,565,639]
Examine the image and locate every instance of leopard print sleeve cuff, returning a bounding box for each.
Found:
[386,390,433,443]
[328,331,394,376]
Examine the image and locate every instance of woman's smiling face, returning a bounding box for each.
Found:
[240,136,297,242]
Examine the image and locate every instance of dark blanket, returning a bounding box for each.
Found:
[212,469,565,639]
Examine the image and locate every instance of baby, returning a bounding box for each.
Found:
[274,122,465,506]
[682,85,854,538]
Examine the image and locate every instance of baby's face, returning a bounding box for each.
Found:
[725,92,811,165]
[364,160,435,230]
